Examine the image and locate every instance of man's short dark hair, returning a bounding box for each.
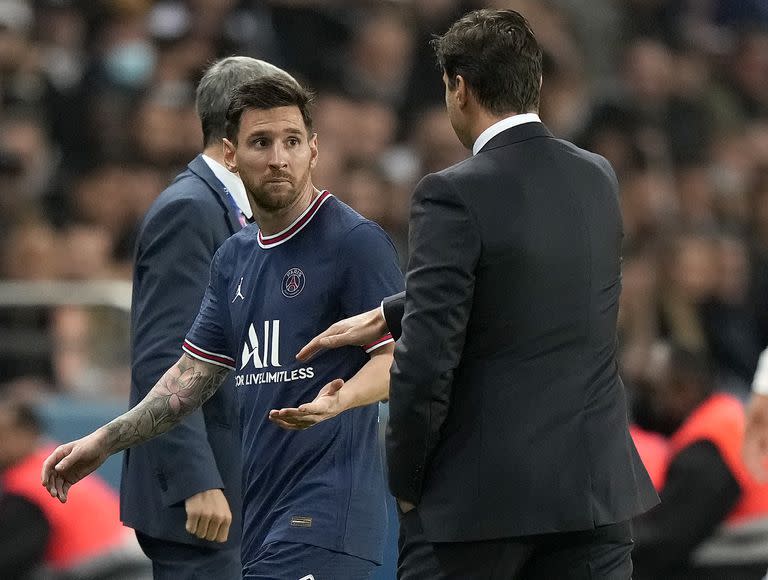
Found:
[196,57,297,148]
[432,9,543,115]
[225,76,315,143]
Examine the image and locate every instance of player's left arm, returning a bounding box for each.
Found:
[41,354,229,503]
[269,343,394,430]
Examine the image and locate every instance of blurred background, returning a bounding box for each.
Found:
[0,0,767,578]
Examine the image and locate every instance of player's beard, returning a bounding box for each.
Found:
[243,167,311,214]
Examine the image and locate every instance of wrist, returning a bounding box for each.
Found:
[91,426,116,457]
[374,308,388,336]
[336,387,355,415]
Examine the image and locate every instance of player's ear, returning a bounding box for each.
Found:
[309,133,318,170]
[223,138,237,173]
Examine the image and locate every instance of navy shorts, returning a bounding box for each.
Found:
[243,541,377,580]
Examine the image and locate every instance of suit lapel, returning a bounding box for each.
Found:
[187,154,242,234]
[479,122,554,154]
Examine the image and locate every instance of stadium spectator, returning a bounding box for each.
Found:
[633,344,768,580]
[0,486,49,579]
[0,397,151,579]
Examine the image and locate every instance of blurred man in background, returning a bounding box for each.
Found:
[122,57,297,579]
[0,397,150,579]
[634,345,768,580]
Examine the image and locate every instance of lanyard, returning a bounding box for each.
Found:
[223,189,247,229]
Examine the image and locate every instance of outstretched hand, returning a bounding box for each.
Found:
[40,431,109,503]
[269,379,346,430]
[296,307,388,362]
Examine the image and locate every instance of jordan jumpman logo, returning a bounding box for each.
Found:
[232,277,245,303]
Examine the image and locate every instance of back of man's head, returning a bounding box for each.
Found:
[196,57,298,148]
[432,9,543,115]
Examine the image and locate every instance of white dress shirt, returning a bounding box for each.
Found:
[201,154,253,219]
[472,112,542,156]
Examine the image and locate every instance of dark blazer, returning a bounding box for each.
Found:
[385,122,659,543]
[120,155,242,548]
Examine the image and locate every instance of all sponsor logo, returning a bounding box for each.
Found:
[237,320,313,387]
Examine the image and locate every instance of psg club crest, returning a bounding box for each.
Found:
[282,268,305,298]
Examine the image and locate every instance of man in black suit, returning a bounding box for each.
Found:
[122,57,297,579]
[298,9,659,579]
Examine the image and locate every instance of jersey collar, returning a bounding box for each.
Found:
[257,190,332,249]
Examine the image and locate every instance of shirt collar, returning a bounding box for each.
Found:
[258,190,332,249]
[472,113,542,156]
[201,154,253,219]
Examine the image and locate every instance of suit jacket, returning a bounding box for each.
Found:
[120,155,242,548]
[385,122,659,543]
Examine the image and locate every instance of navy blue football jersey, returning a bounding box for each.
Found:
[183,192,404,571]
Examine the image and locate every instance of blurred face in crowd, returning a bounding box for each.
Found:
[354,10,413,86]
[624,38,673,104]
[224,106,318,213]
[1,223,58,279]
[669,235,717,301]
[0,405,36,471]
[413,106,467,174]
[633,345,708,435]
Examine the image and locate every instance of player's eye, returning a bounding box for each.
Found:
[251,138,269,147]
[286,137,300,147]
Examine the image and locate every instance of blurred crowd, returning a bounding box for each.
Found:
[0,0,765,400]
[0,0,767,577]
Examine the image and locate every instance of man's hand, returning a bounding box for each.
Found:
[41,431,109,503]
[744,393,768,481]
[185,489,232,543]
[296,307,388,362]
[268,379,345,430]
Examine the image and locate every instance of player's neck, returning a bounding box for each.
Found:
[254,183,320,236]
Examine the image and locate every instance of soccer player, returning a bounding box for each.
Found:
[41,75,403,579]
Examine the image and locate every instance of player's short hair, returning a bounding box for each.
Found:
[432,9,543,115]
[225,76,315,143]
[196,57,298,148]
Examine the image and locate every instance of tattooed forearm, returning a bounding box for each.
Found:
[101,354,229,454]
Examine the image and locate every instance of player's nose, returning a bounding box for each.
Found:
[267,145,288,170]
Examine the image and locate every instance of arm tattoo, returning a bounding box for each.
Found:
[102,355,229,454]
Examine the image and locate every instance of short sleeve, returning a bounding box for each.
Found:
[183,245,236,370]
[337,222,405,353]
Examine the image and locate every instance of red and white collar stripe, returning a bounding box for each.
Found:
[258,190,332,249]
